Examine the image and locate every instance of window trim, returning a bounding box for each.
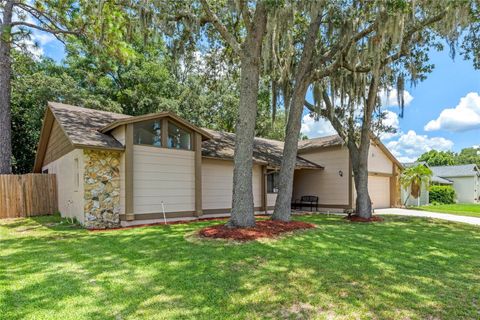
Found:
[133,119,163,148]
[267,171,279,194]
[167,120,193,151]
[132,117,194,151]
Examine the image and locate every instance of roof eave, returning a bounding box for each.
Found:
[74,144,125,152]
[33,107,55,173]
[100,111,214,140]
[370,135,404,170]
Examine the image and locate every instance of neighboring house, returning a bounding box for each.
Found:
[430,164,480,203]
[401,162,429,206]
[399,162,445,206]
[34,102,403,228]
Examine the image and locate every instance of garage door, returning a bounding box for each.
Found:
[368,176,390,209]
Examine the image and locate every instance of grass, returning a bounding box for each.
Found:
[413,203,480,218]
[1,214,479,320]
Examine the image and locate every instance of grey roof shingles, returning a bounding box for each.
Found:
[49,102,130,149]
[297,135,344,152]
[48,103,323,169]
[430,164,479,178]
[431,176,453,184]
[202,129,322,169]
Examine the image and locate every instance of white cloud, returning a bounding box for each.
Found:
[302,110,401,140]
[11,10,57,58]
[300,114,336,138]
[33,32,56,46]
[16,38,44,58]
[425,92,480,132]
[379,110,400,140]
[386,130,454,163]
[379,88,414,107]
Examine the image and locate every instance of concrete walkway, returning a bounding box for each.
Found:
[376,208,480,226]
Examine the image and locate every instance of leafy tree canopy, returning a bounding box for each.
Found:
[11,39,285,173]
[417,150,456,166]
[417,148,480,168]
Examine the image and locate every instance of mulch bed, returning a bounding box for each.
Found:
[198,220,316,241]
[344,215,384,223]
[89,215,271,232]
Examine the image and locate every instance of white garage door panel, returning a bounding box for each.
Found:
[369,176,390,209]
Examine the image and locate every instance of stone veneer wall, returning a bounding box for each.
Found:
[83,149,121,229]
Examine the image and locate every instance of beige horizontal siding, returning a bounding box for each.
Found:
[111,125,126,145]
[133,146,195,214]
[43,120,73,166]
[42,149,85,223]
[202,158,262,210]
[293,147,350,205]
[368,143,393,174]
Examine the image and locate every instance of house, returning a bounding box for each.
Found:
[399,161,451,206]
[430,164,480,203]
[400,162,480,205]
[400,162,429,206]
[34,102,403,228]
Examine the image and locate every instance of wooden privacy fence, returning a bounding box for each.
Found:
[0,174,58,219]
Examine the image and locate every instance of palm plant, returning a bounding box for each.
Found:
[400,165,433,206]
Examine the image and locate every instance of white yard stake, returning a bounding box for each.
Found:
[161,201,167,225]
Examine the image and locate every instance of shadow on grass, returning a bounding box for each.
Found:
[0,214,479,319]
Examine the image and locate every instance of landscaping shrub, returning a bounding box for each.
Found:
[429,185,456,204]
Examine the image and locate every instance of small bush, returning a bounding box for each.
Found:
[429,185,456,204]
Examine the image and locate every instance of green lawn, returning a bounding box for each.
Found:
[413,203,480,218]
[1,215,479,320]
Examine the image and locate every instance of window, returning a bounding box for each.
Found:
[74,158,79,192]
[42,169,49,174]
[134,120,162,147]
[267,171,279,193]
[168,122,191,150]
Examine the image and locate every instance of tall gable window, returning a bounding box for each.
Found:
[168,122,191,150]
[134,120,162,147]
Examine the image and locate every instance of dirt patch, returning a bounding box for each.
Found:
[198,220,316,241]
[344,215,384,223]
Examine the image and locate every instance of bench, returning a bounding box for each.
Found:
[292,196,319,211]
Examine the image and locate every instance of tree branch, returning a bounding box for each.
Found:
[303,97,349,143]
[341,10,448,73]
[10,21,79,36]
[294,12,322,82]
[199,0,243,58]
[238,0,253,35]
[15,2,64,29]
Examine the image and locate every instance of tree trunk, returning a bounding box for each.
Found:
[0,1,13,174]
[271,80,309,221]
[271,14,321,221]
[228,5,267,228]
[228,57,261,228]
[348,71,379,220]
[349,140,372,219]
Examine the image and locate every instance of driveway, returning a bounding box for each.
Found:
[376,208,480,226]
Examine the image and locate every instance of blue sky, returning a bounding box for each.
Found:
[301,48,480,162]
[35,30,480,163]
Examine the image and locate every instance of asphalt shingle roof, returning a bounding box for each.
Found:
[431,176,453,184]
[202,129,322,169]
[49,102,130,149]
[430,164,479,178]
[297,135,344,152]
[48,102,323,169]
